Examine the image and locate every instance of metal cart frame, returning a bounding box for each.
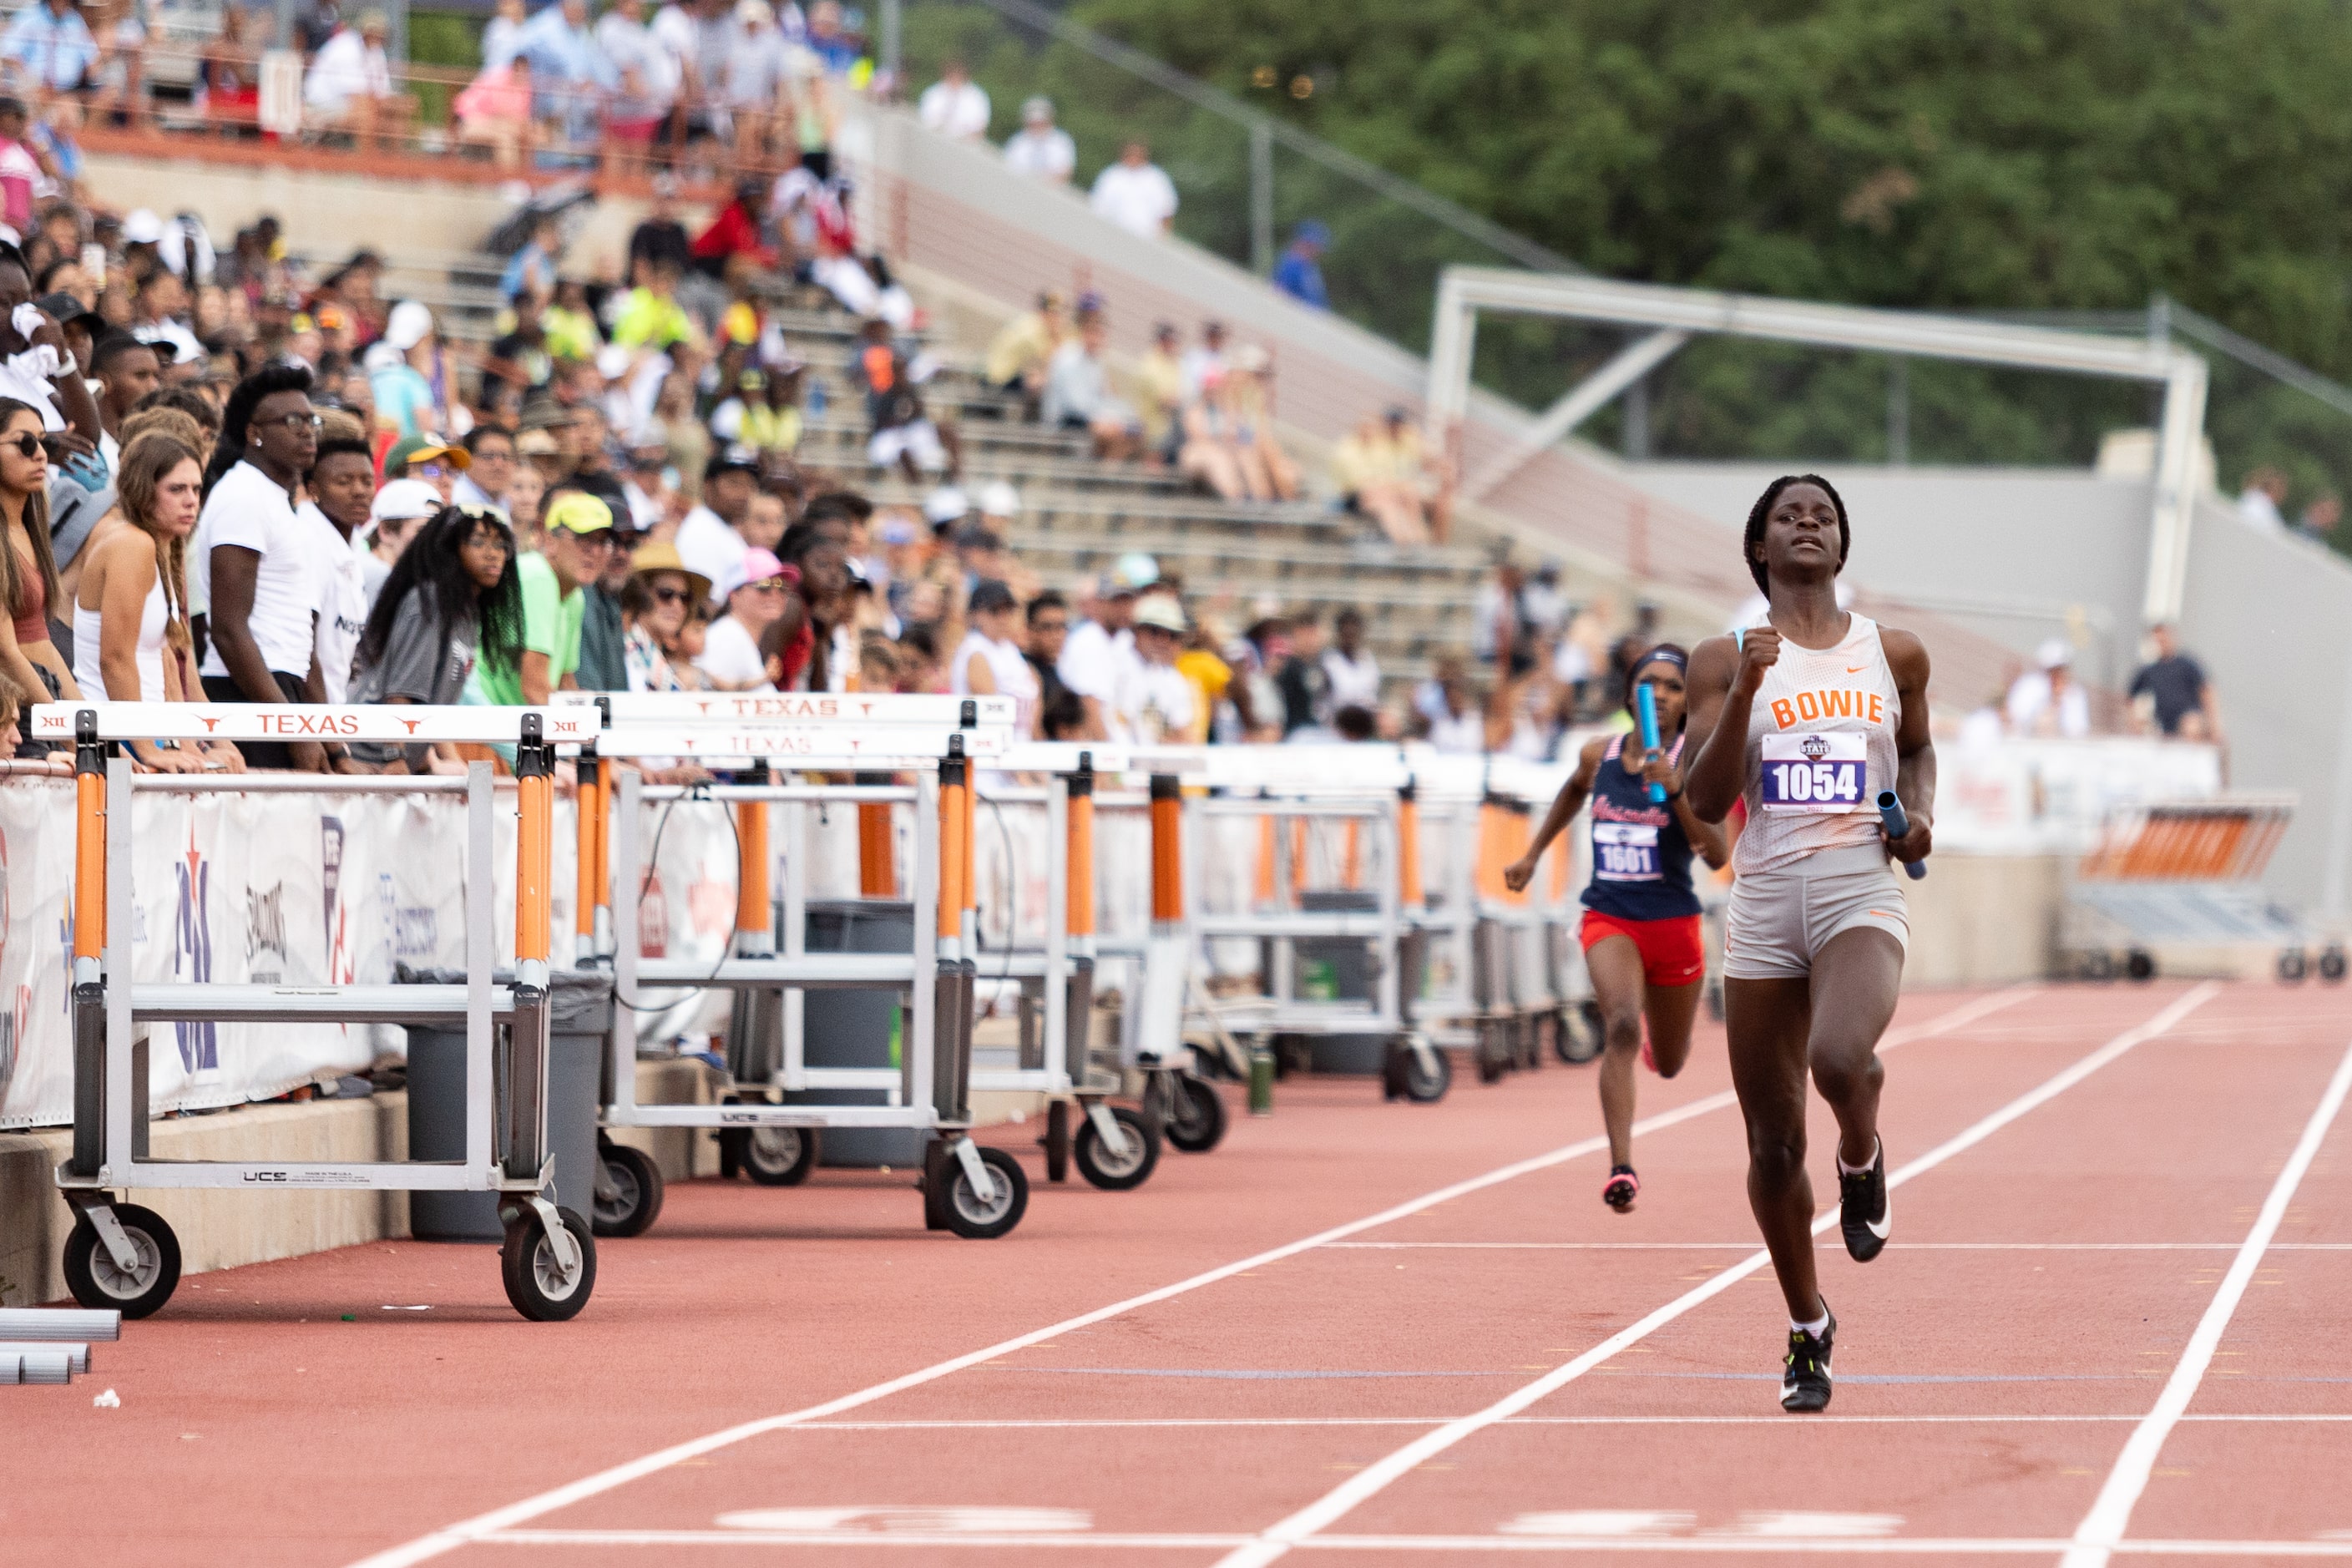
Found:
[35,701,595,1321]
[576,693,1035,1238]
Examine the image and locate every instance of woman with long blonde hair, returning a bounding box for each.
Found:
[71,430,243,771]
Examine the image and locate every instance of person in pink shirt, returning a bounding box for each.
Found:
[453,53,539,169]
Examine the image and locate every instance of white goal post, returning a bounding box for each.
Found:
[1425,268,2210,625]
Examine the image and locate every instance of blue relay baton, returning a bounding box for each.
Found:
[1877,790,1928,880]
[1635,682,1666,803]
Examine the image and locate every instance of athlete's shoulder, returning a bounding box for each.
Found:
[1873,623,1931,685]
[1688,631,1740,683]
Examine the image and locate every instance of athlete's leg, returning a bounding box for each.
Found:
[1726,975,1822,1321]
[1806,927,1903,1168]
[1586,933,1649,1168]
[1641,979,1704,1079]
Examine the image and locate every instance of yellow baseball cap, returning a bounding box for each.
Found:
[544,491,615,537]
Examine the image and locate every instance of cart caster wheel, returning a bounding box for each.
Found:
[1166,1074,1228,1153]
[1386,1039,1451,1103]
[1476,1023,1509,1084]
[943,1146,1029,1237]
[1044,1099,1071,1181]
[1703,979,1725,1022]
[63,1203,180,1319]
[2321,947,2347,984]
[725,1125,818,1186]
[1075,1106,1161,1190]
[2081,950,2117,983]
[2279,948,2309,983]
[1556,1007,1601,1065]
[500,1205,597,1322]
[590,1143,664,1237]
[2125,948,2157,983]
[1518,1015,1543,1070]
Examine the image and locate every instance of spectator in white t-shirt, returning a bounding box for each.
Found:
[1111,591,1196,743]
[695,545,790,690]
[1090,139,1177,238]
[1321,606,1380,713]
[304,11,408,152]
[918,59,989,141]
[1003,95,1075,182]
[2235,465,2288,534]
[302,430,379,705]
[1057,558,1153,741]
[2006,638,2092,739]
[195,367,329,769]
[675,445,760,606]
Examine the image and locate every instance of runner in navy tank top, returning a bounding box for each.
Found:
[1507,645,1728,1212]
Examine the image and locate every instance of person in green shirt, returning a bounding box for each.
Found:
[609,258,700,353]
[473,488,614,705]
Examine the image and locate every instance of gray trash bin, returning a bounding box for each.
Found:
[786,898,920,1167]
[405,968,611,1242]
[1272,889,1389,1075]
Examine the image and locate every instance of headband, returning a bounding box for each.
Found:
[1631,646,1687,677]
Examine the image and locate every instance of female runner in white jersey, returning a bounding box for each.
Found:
[1682,475,1934,1414]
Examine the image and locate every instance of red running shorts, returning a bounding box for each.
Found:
[1577,909,1706,989]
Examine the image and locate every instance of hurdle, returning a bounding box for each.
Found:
[974,742,1225,1186]
[1392,751,1556,1090]
[34,701,599,1322]
[571,692,1037,1238]
[1171,746,1424,1099]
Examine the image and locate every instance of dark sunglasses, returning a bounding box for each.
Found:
[651,584,689,605]
[4,432,43,459]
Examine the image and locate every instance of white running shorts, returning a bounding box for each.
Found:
[1723,842,1909,979]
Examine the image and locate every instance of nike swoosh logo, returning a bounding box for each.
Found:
[1867,1187,1891,1239]
[1845,665,1867,673]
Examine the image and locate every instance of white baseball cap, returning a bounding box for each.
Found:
[2036,637,2072,670]
[121,208,164,245]
[384,299,436,352]
[978,480,1021,518]
[370,478,444,524]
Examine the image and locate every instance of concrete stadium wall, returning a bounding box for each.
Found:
[79,151,664,276]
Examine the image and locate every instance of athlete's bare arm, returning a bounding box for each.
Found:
[1882,627,1935,867]
[1683,630,1779,822]
[1502,733,1605,893]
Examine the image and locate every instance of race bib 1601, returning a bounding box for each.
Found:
[1591,821,1662,880]
[1758,731,1867,813]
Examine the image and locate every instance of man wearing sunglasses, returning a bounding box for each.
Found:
[196,364,328,769]
[474,486,612,706]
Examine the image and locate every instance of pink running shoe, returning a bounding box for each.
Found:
[1602,1166,1639,1212]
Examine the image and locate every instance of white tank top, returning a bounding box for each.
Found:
[949,629,1040,737]
[1732,612,1901,876]
[72,579,169,702]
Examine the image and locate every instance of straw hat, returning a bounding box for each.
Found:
[629,539,711,608]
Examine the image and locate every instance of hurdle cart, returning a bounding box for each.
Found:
[1169,746,1425,1099]
[969,742,1227,1188]
[1485,754,1598,1068]
[2061,792,2344,984]
[40,702,598,1321]
[573,693,1038,1238]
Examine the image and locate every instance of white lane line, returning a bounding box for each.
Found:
[2061,1037,2352,1568]
[1338,1242,2352,1252]
[1209,983,2221,1568]
[474,1528,2352,1555]
[770,1413,2352,1431]
[346,986,2035,1568]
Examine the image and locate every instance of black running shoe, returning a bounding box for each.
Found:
[1601,1166,1639,1212]
[1839,1139,1890,1262]
[1780,1306,1835,1414]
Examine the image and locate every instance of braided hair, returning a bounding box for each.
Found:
[1741,473,1850,594]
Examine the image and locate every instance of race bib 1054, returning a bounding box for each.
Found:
[1759,731,1867,813]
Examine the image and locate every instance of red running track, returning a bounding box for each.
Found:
[5,980,2350,1565]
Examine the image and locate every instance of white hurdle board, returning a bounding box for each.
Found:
[31,701,597,746]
